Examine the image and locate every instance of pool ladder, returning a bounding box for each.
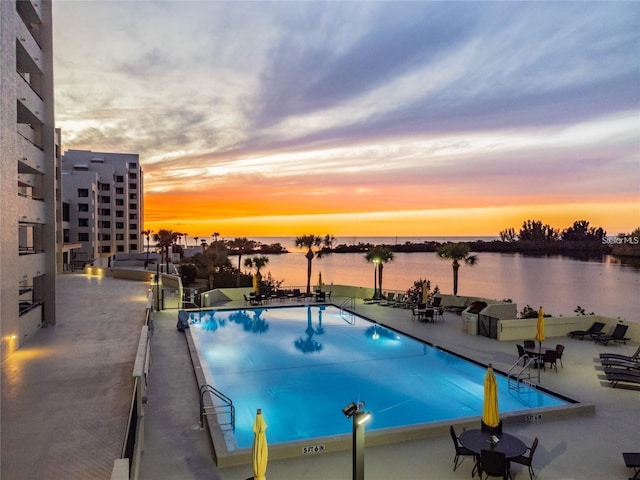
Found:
[199,384,235,431]
[339,297,356,324]
[507,356,536,392]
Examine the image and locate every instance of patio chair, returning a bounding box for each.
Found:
[517,344,530,366]
[510,437,539,480]
[600,345,640,362]
[541,350,558,372]
[449,425,476,471]
[555,344,565,368]
[434,306,445,322]
[595,323,631,345]
[568,321,605,340]
[523,340,535,349]
[421,309,435,323]
[478,449,512,479]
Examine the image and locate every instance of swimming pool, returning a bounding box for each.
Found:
[188,305,572,452]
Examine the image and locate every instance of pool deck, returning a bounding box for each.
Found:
[2,275,638,480]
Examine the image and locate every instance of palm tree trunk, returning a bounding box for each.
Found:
[452,261,460,295]
[306,251,313,294]
[378,264,384,295]
[237,254,242,287]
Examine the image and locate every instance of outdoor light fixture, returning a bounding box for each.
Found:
[342,402,358,418]
[342,401,371,480]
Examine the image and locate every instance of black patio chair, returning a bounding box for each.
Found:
[510,437,538,480]
[517,344,530,366]
[541,349,558,372]
[478,449,512,479]
[449,425,476,471]
[555,344,565,367]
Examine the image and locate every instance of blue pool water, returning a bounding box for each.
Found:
[189,306,569,450]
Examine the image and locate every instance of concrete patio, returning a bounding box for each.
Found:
[1,275,638,480]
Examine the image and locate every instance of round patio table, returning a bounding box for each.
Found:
[459,429,527,458]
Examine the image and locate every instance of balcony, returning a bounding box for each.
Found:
[16,0,43,27]
[16,72,44,125]
[17,194,46,224]
[18,251,46,279]
[16,15,43,75]
[17,135,45,174]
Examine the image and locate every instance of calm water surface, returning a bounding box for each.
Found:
[247,237,640,321]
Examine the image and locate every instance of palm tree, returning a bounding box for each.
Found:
[365,246,394,299]
[436,242,478,296]
[323,234,336,251]
[142,229,153,267]
[194,236,199,247]
[227,237,256,287]
[153,229,179,273]
[212,232,220,243]
[244,255,270,292]
[202,242,229,290]
[295,234,323,294]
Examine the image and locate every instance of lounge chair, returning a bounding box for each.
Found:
[600,358,640,369]
[606,371,640,388]
[379,292,396,306]
[510,437,538,480]
[568,321,605,340]
[603,366,640,377]
[595,323,631,345]
[600,345,640,362]
[449,425,476,472]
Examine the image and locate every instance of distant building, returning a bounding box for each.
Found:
[0,0,57,360]
[61,150,144,265]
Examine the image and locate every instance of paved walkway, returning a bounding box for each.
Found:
[3,277,639,479]
[1,274,149,480]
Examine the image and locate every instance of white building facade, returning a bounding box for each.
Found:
[61,150,143,265]
[1,0,57,360]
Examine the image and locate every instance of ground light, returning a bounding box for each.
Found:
[342,401,371,480]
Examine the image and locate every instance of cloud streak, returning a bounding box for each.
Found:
[53,1,640,236]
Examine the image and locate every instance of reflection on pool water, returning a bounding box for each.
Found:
[189,305,569,450]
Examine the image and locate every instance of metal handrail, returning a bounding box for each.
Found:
[338,297,356,324]
[507,356,536,392]
[199,384,235,431]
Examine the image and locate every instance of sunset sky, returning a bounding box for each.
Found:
[53,1,639,237]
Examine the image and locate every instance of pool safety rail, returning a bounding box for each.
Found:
[200,384,235,431]
[507,356,536,392]
[339,297,356,322]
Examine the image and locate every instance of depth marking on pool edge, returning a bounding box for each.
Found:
[302,444,326,455]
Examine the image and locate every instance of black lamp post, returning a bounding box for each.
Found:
[342,401,371,480]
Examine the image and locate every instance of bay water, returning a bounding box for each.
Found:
[247,237,640,322]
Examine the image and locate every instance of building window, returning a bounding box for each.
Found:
[117,245,125,252]
[129,244,138,251]
[129,172,137,179]
[116,211,124,217]
[78,203,89,212]
[62,203,70,221]
[129,183,137,190]
[129,213,137,220]
[100,184,110,191]
[100,234,111,241]
[129,162,137,169]
[130,233,138,240]
[116,222,124,229]
[78,233,89,241]
[129,204,137,210]
[99,221,111,228]
[78,218,89,227]
[129,223,137,230]
[115,187,124,195]
[63,229,70,243]
[101,246,111,253]
[116,176,124,183]
[100,195,111,203]
[115,199,124,206]
[78,188,89,197]
[116,234,124,240]
[129,193,137,200]
[100,208,111,216]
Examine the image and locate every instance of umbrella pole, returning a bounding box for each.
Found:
[538,341,541,383]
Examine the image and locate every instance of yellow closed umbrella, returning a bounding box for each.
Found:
[253,274,259,293]
[482,364,500,429]
[252,408,268,480]
[422,280,429,304]
[536,306,545,381]
[318,271,323,289]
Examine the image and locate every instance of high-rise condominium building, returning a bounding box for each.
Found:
[61,150,144,265]
[1,0,57,360]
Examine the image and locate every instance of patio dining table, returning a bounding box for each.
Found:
[459,429,527,459]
